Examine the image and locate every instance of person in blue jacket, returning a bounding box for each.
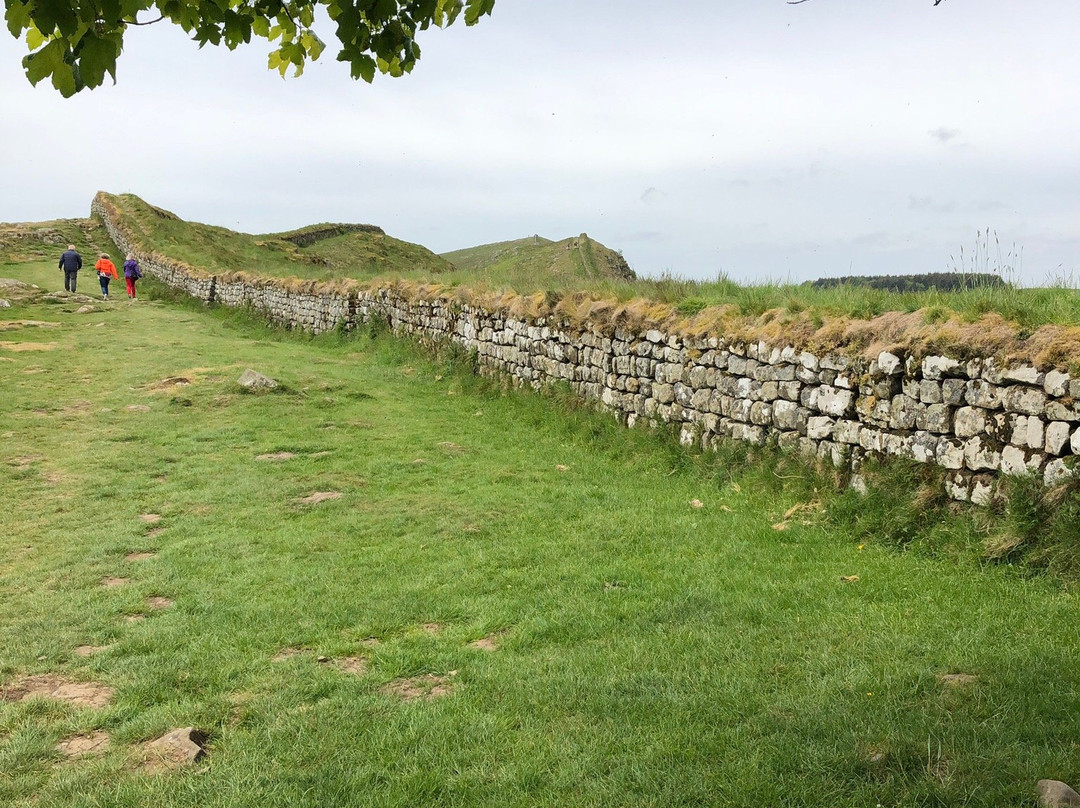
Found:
[58,245,82,292]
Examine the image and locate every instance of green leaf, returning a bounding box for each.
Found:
[5,1,32,38]
[25,25,47,50]
[251,16,270,37]
[23,39,65,85]
[77,31,119,88]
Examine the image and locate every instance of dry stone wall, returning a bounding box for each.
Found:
[93,193,1078,503]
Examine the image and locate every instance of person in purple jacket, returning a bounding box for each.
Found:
[123,254,142,299]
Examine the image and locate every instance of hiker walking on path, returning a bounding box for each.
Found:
[94,253,118,299]
[123,254,142,299]
[58,244,82,293]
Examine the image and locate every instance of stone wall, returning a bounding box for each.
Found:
[93,192,1078,502]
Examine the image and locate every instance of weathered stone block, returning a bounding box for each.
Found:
[964,436,1001,471]
[918,380,943,404]
[911,432,940,463]
[1002,366,1044,386]
[877,351,903,375]
[942,378,966,406]
[654,383,675,405]
[965,380,1002,409]
[889,395,920,430]
[834,419,861,445]
[954,406,989,438]
[1045,421,1071,456]
[817,385,854,417]
[807,416,835,440]
[922,355,961,380]
[917,403,952,434]
[1002,385,1046,416]
[936,438,965,470]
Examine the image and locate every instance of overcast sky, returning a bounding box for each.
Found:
[1,1,1077,285]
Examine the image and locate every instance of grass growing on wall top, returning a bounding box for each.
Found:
[3,260,1080,806]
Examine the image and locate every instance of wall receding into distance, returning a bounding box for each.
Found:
[93,193,1080,504]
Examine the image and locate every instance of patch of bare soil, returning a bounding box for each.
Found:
[139,513,161,524]
[0,341,56,351]
[332,657,368,675]
[148,376,191,392]
[57,730,110,759]
[298,491,342,505]
[124,614,146,623]
[382,673,456,702]
[126,552,157,562]
[309,451,333,458]
[146,597,174,610]
[420,622,443,635]
[125,404,151,413]
[468,635,499,652]
[938,672,978,687]
[1,674,114,708]
[436,441,465,454]
[272,647,305,662]
[61,400,93,415]
[145,528,165,539]
[74,645,109,657]
[255,452,296,461]
[139,727,207,774]
[101,576,129,588]
[0,320,58,331]
[7,454,43,468]
[41,469,66,487]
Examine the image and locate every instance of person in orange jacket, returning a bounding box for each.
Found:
[94,253,119,299]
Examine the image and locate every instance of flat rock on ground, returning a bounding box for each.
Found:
[57,731,110,759]
[141,727,207,773]
[238,369,278,391]
[1,674,114,708]
[1039,780,1080,807]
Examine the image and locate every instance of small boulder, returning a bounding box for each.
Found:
[142,727,207,772]
[0,299,10,308]
[1038,780,1080,807]
[238,369,278,392]
[75,305,95,314]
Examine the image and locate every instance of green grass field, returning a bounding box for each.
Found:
[3,261,1080,806]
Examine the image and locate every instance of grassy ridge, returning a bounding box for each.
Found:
[103,194,456,282]
[2,262,1080,805]
[441,233,635,284]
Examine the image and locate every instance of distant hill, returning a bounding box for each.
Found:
[99,193,456,282]
[442,234,635,282]
[807,273,1007,293]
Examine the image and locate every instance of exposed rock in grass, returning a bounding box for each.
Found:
[75,305,95,314]
[237,369,278,392]
[149,376,190,390]
[57,730,110,759]
[1,674,114,708]
[382,673,455,702]
[690,498,704,508]
[0,320,59,330]
[126,552,157,561]
[140,728,207,773]
[255,451,296,461]
[839,575,860,583]
[74,645,109,657]
[938,673,978,687]
[0,299,8,307]
[101,576,128,588]
[555,464,569,472]
[146,597,174,610]
[1038,780,1080,807]
[298,491,342,505]
[8,455,43,468]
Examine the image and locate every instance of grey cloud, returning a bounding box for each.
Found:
[929,127,963,144]
[909,196,956,213]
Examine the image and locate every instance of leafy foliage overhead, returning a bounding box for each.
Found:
[4,0,495,96]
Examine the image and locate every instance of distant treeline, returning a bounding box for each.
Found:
[807,273,1007,293]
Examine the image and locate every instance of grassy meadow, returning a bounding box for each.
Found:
[3,260,1080,806]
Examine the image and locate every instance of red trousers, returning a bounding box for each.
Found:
[126,278,136,298]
